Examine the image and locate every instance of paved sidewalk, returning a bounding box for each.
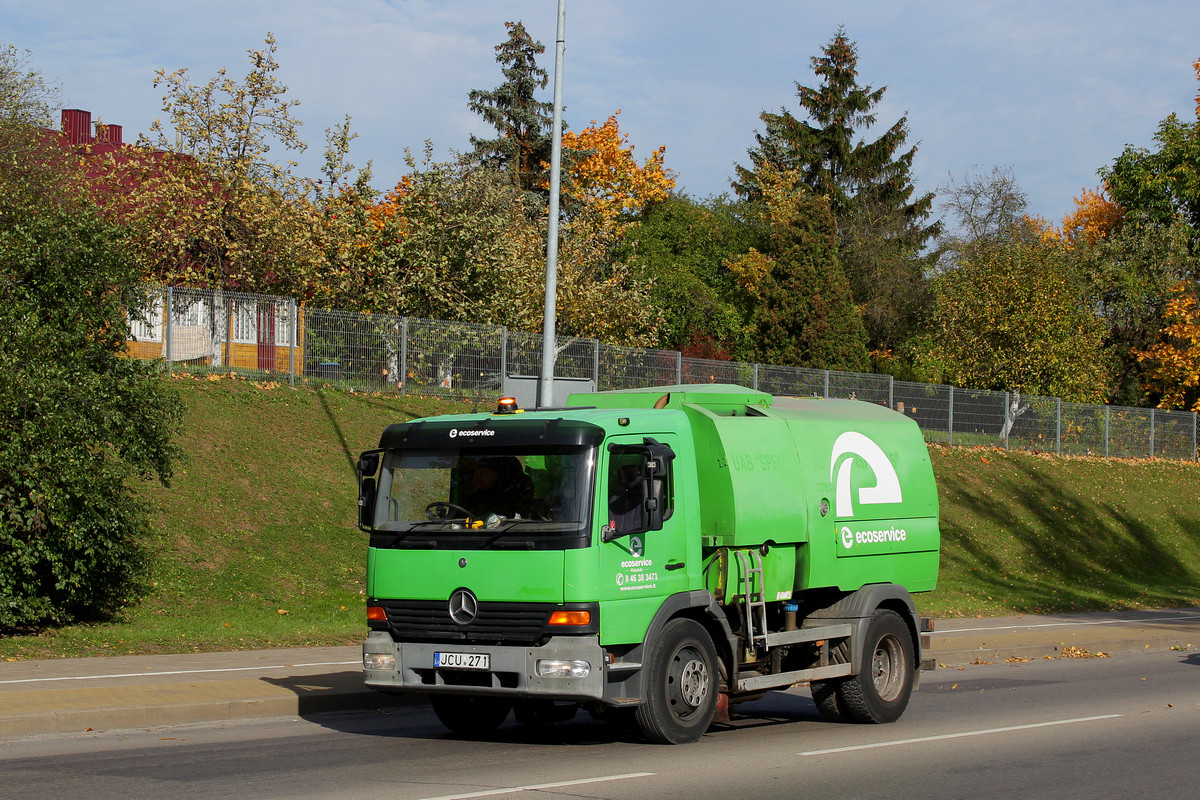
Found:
[3,608,1198,739]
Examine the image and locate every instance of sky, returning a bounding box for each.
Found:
[4,1,1199,226]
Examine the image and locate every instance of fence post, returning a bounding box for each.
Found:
[1105,406,1110,458]
[888,375,894,410]
[1003,391,1010,450]
[499,326,508,395]
[823,370,830,399]
[400,317,408,396]
[753,363,759,391]
[948,386,954,446]
[288,298,297,385]
[1150,408,1156,458]
[1056,398,1062,456]
[676,351,682,384]
[592,338,600,391]
[164,285,173,369]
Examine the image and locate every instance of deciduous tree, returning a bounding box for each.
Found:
[0,52,182,630]
[1102,59,1200,244]
[917,231,1111,401]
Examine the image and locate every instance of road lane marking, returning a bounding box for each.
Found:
[0,661,360,685]
[937,615,1200,636]
[413,772,657,800]
[798,714,1123,756]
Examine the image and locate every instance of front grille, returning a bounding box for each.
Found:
[380,600,555,645]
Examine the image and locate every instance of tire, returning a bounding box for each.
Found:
[810,679,850,722]
[635,618,719,744]
[430,695,512,736]
[837,609,915,724]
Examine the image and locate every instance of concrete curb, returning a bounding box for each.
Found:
[3,609,1199,739]
[928,608,1200,666]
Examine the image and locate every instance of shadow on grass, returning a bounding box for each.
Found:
[934,452,1200,613]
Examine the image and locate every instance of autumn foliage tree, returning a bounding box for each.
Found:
[102,33,326,295]
[558,112,674,225]
[919,229,1111,401]
[1137,282,1200,410]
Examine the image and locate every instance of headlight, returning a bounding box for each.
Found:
[363,653,396,671]
[536,659,590,678]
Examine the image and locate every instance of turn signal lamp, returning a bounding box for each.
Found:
[548,610,591,626]
[367,605,387,622]
[495,397,521,414]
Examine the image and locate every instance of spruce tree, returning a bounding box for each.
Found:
[735,28,938,354]
[467,21,555,194]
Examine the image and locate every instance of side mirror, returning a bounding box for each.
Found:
[357,450,383,531]
[602,439,675,542]
[642,438,675,531]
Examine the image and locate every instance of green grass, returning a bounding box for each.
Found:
[3,378,1199,659]
[920,445,1200,617]
[0,375,485,660]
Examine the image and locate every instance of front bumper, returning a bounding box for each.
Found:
[362,631,607,701]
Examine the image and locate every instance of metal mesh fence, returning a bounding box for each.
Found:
[755,365,828,398]
[130,284,1199,462]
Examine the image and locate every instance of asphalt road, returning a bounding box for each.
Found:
[2,647,1198,800]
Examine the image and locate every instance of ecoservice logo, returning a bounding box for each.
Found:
[829,431,902,518]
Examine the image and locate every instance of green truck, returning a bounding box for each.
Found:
[357,384,939,744]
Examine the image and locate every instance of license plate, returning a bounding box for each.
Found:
[434,651,490,670]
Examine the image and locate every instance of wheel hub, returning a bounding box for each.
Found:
[671,649,710,709]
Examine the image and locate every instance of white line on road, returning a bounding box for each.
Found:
[0,661,360,685]
[798,714,1123,756]
[413,772,657,800]
[937,614,1200,636]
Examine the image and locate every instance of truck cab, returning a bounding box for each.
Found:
[358,385,939,743]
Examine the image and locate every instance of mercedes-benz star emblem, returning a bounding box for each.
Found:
[448,588,478,626]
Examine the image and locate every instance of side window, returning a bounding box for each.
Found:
[607,453,646,534]
[604,439,675,540]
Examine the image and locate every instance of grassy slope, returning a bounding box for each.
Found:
[925,445,1200,617]
[2,378,1199,658]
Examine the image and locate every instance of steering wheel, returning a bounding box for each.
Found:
[425,501,474,521]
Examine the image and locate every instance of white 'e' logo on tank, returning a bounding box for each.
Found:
[829,432,902,518]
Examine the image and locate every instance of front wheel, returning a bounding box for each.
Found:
[635,618,719,744]
[430,695,511,736]
[836,609,915,724]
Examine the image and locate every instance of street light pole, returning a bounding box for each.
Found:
[537,0,566,408]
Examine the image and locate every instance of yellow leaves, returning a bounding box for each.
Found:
[557,111,675,224]
[724,248,773,299]
[1194,57,1200,120]
[1136,281,1200,411]
[1060,187,1124,246]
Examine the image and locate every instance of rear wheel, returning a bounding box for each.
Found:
[810,679,850,722]
[836,609,915,723]
[430,695,512,736]
[635,618,719,744]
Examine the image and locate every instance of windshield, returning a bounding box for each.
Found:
[372,445,595,548]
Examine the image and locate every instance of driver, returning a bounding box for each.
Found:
[464,456,529,518]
